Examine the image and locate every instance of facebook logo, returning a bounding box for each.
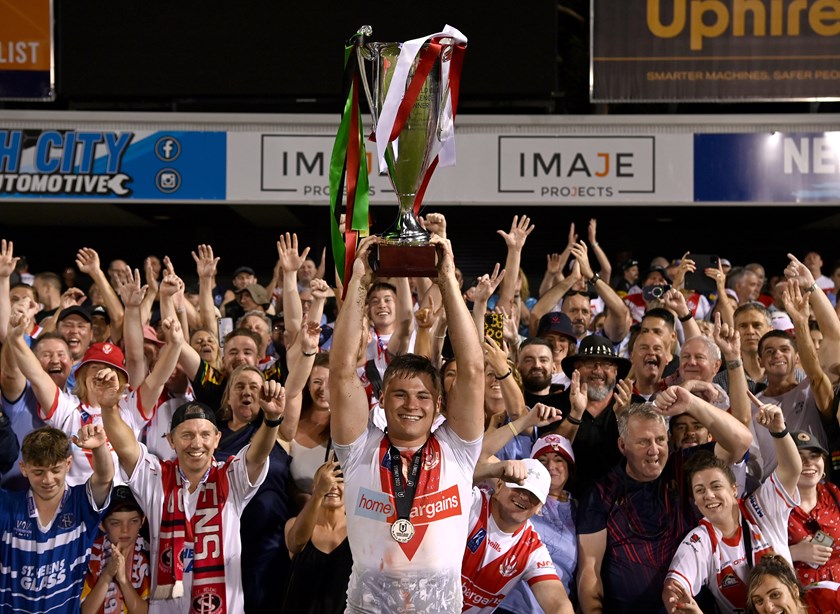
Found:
[154,136,181,161]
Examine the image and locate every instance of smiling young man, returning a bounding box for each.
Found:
[330,235,484,613]
[0,423,113,614]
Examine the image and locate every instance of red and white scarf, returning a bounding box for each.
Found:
[155,459,230,614]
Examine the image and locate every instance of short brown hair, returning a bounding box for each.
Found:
[21,427,71,466]
[684,450,736,490]
[383,353,442,400]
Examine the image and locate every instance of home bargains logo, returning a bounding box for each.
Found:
[355,485,461,525]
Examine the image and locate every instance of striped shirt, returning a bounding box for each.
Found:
[0,482,107,613]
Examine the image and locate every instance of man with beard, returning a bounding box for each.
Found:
[517,338,564,410]
[543,335,632,498]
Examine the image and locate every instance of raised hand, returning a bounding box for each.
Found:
[569,241,594,280]
[8,310,31,339]
[159,270,184,300]
[191,244,220,279]
[160,317,183,346]
[712,312,740,360]
[749,390,786,433]
[309,278,330,301]
[526,402,562,428]
[704,260,726,290]
[429,235,456,282]
[312,452,344,499]
[115,268,148,308]
[613,378,634,414]
[663,288,690,317]
[72,423,108,450]
[473,263,506,304]
[259,379,286,421]
[496,215,534,251]
[781,279,810,328]
[0,239,19,278]
[784,253,816,291]
[484,335,510,376]
[75,247,102,276]
[89,368,123,409]
[277,232,311,274]
[569,370,588,416]
[566,222,578,250]
[497,459,529,485]
[61,287,87,309]
[419,212,447,239]
[351,235,380,284]
[12,295,40,322]
[671,252,695,289]
[546,253,563,277]
[588,219,599,245]
[299,319,321,354]
[144,257,159,294]
[654,385,698,416]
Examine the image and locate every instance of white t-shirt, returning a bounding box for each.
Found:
[751,378,828,479]
[124,443,267,614]
[41,388,147,487]
[333,423,481,614]
[139,388,195,462]
[666,471,799,613]
[461,490,559,613]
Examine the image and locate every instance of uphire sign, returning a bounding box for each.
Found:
[647,0,840,50]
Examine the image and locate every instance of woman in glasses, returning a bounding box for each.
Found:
[662,400,802,614]
[787,431,840,585]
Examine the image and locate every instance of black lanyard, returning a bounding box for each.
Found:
[388,442,425,521]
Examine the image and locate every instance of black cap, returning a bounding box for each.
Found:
[91,305,110,324]
[170,401,217,432]
[105,485,142,517]
[57,306,92,324]
[791,431,829,456]
[642,266,672,285]
[621,258,639,270]
[232,266,256,278]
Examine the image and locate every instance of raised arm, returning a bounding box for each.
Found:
[277,319,320,442]
[571,240,630,343]
[470,264,505,337]
[136,317,183,411]
[192,244,221,335]
[782,281,834,417]
[664,288,701,341]
[434,235,484,442]
[538,252,564,298]
[76,248,125,342]
[7,312,59,412]
[588,219,612,284]
[115,269,148,387]
[384,277,416,356]
[496,215,534,316]
[0,239,19,343]
[654,385,753,463]
[529,262,581,335]
[245,379,286,484]
[329,236,379,445]
[751,392,802,495]
[278,232,310,341]
[73,423,113,507]
[478,403,561,466]
[284,456,343,556]
[706,262,734,329]
[713,313,750,427]
[484,335,525,420]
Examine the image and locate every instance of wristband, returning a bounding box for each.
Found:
[302,350,317,357]
[566,415,582,426]
[770,427,789,439]
[726,359,743,370]
[495,369,512,381]
[678,313,693,323]
[804,282,818,294]
[589,273,601,285]
[263,416,284,428]
[507,422,519,437]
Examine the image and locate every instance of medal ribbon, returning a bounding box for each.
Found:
[389,442,425,521]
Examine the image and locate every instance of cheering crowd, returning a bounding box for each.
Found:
[1,212,839,614]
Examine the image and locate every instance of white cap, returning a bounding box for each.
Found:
[503,458,550,504]
[530,434,575,468]
[771,312,795,332]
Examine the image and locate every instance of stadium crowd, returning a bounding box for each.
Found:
[1,213,839,614]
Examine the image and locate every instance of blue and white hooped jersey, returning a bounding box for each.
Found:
[0,483,106,613]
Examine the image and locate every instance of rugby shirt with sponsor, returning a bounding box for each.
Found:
[0,482,108,613]
[461,490,558,613]
[334,422,481,614]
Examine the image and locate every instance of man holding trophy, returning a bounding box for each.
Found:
[329,26,489,613]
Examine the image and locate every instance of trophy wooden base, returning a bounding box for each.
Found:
[375,244,438,278]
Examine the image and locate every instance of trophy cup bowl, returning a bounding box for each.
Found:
[358,30,454,277]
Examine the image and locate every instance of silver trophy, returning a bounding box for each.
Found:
[357,25,461,276]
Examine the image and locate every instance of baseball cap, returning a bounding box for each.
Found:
[232,266,256,278]
[57,306,92,324]
[620,258,639,270]
[503,458,550,504]
[791,431,829,456]
[78,342,128,380]
[537,312,576,344]
[142,325,164,347]
[91,305,110,324]
[771,313,795,332]
[104,485,143,518]
[170,401,217,432]
[530,434,575,468]
[642,266,672,285]
[235,283,270,307]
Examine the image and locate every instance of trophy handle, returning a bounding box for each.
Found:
[356,26,378,129]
